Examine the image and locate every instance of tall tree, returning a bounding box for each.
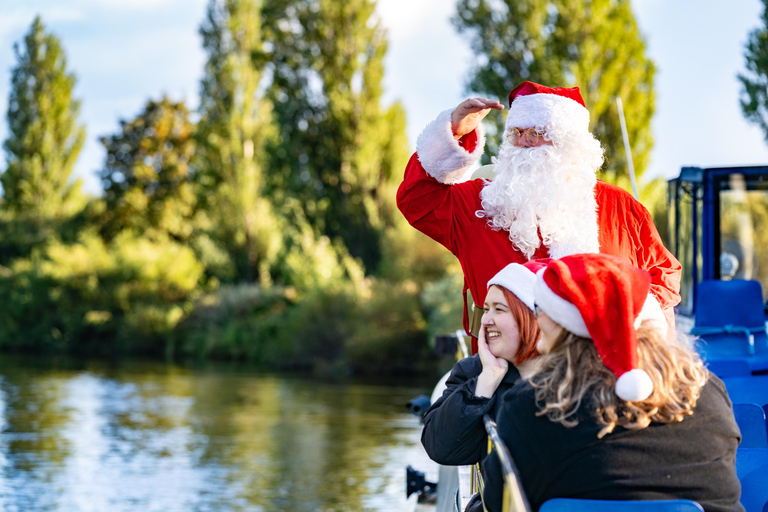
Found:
[99,97,197,241]
[739,0,768,143]
[453,0,656,186]
[197,0,281,283]
[265,0,410,273]
[1,16,85,219]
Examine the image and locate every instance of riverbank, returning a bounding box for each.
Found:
[0,263,463,379]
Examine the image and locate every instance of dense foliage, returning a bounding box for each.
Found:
[99,97,197,242]
[265,0,409,273]
[1,16,86,264]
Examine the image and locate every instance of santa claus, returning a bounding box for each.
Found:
[397,82,681,351]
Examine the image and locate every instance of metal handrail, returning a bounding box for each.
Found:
[482,415,531,512]
[691,324,767,355]
[455,329,470,360]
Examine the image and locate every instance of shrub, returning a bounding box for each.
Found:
[172,284,292,363]
[344,279,431,375]
[0,231,204,356]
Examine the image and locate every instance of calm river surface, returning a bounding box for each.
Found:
[0,356,438,511]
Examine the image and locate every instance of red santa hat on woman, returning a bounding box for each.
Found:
[487,259,552,311]
[505,81,590,139]
[533,254,655,402]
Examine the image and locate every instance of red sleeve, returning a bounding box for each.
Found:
[631,200,682,312]
[396,132,482,254]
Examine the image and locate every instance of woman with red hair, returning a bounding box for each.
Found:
[421,259,549,510]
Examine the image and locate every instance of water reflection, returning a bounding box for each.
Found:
[0,358,435,511]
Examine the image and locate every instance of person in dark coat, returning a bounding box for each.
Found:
[481,254,743,512]
[421,259,550,511]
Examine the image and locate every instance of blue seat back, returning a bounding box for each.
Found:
[722,376,768,407]
[737,448,768,512]
[539,499,704,512]
[694,279,768,370]
[707,359,751,377]
[696,279,765,329]
[734,403,768,448]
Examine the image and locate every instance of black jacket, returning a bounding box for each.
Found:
[421,355,522,466]
[482,374,744,512]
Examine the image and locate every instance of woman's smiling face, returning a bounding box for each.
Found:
[482,285,522,363]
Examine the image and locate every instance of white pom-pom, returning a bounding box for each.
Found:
[615,369,653,402]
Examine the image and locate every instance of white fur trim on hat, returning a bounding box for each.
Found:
[416,109,486,184]
[634,292,668,336]
[487,263,536,311]
[504,93,590,136]
[615,369,653,402]
[534,269,590,338]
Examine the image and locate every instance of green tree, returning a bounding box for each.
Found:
[265,0,410,273]
[1,16,85,219]
[196,0,281,283]
[453,0,656,187]
[739,0,768,143]
[98,97,196,241]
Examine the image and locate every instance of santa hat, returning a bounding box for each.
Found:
[533,254,654,402]
[505,81,590,138]
[487,259,552,312]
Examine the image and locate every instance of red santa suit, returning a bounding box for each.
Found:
[397,85,681,350]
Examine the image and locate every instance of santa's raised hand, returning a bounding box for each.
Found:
[474,320,509,398]
[451,97,504,139]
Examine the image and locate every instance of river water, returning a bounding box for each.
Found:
[0,357,438,511]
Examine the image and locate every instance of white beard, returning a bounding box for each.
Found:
[478,133,604,259]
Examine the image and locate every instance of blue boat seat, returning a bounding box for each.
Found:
[539,498,703,511]
[722,375,768,409]
[707,359,751,377]
[733,403,768,448]
[693,279,768,373]
[736,448,768,512]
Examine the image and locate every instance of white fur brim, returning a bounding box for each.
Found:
[487,263,536,311]
[634,293,668,335]
[505,93,589,135]
[534,269,590,338]
[615,369,653,402]
[416,109,486,184]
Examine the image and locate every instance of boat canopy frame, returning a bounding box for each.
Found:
[668,165,768,317]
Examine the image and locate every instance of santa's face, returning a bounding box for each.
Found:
[478,128,604,259]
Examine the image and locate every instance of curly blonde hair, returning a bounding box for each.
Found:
[529,321,709,438]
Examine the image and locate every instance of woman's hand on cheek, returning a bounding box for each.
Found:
[475,326,509,398]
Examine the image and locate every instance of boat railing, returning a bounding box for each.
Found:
[480,415,531,512]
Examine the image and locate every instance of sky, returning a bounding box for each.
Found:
[0,0,767,195]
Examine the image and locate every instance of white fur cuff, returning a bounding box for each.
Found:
[416,109,485,184]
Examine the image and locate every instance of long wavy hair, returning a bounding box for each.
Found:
[499,287,540,365]
[528,321,709,438]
